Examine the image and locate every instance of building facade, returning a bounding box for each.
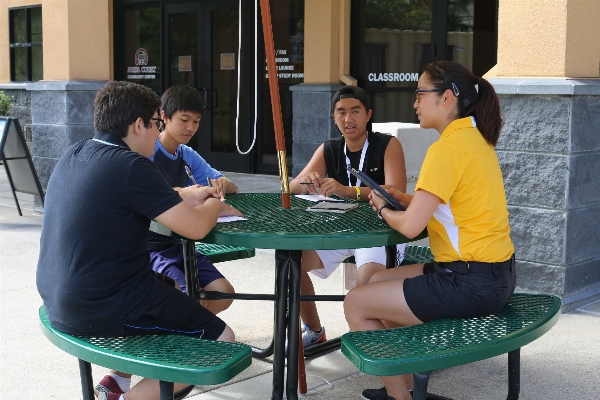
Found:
[1,0,599,308]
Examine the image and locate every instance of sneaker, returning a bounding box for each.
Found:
[363,387,413,400]
[97,393,122,400]
[95,375,124,398]
[362,387,388,400]
[285,325,327,353]
[301,324,326,348]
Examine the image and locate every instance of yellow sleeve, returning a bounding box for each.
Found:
[415,143,463,204]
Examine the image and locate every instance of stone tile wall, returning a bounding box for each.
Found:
[290,84,343,177]
[27,81,107,209]
[492,78,600,309]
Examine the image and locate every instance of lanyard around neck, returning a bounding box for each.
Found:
[344,136,369,186]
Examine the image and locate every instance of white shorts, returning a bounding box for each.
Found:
[312,244,407,279]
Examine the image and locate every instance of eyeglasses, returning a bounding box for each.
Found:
[149,117,165,131]
[415,89,444,103]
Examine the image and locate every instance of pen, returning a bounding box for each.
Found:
[300,182,315,185]
[184,166,197,185]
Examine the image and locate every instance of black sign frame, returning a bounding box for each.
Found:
[0,117,45,216]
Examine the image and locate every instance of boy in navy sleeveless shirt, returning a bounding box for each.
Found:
[289,86,408,349]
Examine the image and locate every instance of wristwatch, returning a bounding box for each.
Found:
[377,204,391,220]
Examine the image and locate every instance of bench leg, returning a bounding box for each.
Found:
[78,359,95,400]
[507,348,521,400]
[413,371,431,400]
[160,380,175,400]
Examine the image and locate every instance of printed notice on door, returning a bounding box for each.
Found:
[179,56,192,72]
[221,53,235,70]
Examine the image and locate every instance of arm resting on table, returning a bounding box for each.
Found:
[155,198,222,240]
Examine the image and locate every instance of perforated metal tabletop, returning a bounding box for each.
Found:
[202,193,425,249]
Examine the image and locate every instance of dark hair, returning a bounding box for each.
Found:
[161,85,206,119]
[422,61,502,146]
[94,81,161,138]
[331,85,370,114]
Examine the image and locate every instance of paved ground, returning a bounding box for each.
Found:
[1,167,600,399]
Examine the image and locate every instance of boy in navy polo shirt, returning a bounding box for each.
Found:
[36,81,242,400]
[148,85,238,315]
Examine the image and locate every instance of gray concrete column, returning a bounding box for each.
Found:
[26,80,107,209]
[290,84,343,176]
[491,78,600,310]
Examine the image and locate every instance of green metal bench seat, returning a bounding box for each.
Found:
[194,242,255,264]
[39,306,252,400]
[341,293,561,400]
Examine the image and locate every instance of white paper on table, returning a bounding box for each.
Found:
[294,194,344,202]
[217,216,248,223]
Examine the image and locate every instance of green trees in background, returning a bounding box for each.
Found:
[0,91,13,116]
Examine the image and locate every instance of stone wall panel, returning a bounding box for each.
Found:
[497,95,570,153]
[508,206,565,265]
[498,151,568,208]
[31,91,67,125]
[565,205,600,265]
[570,96,600,152]
[514,260,565,296]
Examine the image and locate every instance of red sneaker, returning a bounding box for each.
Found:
[95,375,124,398]
[97,392,122,400]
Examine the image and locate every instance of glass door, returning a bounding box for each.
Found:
[164,1,252,173]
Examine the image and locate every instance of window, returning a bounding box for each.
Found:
[9,6,43,82]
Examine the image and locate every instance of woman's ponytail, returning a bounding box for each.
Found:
[422,61,503,147]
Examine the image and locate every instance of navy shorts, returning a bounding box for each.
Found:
[404,255,516,323]
[149,245,225,293]
[121,279,226,340]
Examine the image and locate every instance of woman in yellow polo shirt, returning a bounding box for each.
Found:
[345,61,516,400]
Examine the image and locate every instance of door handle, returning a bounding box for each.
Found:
[196,88,218,109]
[196,87,209,109]
[211,88,218,109]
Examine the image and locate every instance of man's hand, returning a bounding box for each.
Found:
[296,172,325,195]
[319,178,353,199]
[177,186,220,207]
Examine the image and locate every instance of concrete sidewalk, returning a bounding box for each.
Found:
[1,168,599,399]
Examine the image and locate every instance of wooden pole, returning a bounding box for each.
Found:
[260,0,291,209]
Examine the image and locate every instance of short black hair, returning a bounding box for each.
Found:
[161,85,206,119]
[331,85,370,114]
[94,81,161,138]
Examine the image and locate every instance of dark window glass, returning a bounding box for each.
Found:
[32,46,44,81]
[122,7,161,92]
[30,7,43,42]
[11,9,27,43]
[12,47,28,81]
[352,0,498,123]
[9,6,43,82]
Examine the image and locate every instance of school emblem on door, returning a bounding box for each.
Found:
[135,48,148,66]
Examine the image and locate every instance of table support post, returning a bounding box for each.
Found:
[385,245,397,269]
[412,371,431,400]
[182,239,200,300]
[286,250,303,400]
[159,380,175,400]
[507,348,520,400]
[272,250,290,400]
[78,359,94,400]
